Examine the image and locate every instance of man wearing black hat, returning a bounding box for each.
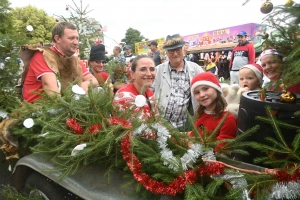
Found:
[89,44,111,84]
[148,41,161,66]
[152,34,204,131]
[229,30,255,84]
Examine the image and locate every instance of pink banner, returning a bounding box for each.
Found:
[183,23,266,48]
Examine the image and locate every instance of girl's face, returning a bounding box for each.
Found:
[239,68,261,90]
[193,85,217,111]
[260,54,283,82]
[131,58,156,92]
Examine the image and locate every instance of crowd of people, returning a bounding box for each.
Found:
[20,21,300,151]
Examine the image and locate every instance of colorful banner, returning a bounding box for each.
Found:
[135,38,165,55]
[183,23,266,48]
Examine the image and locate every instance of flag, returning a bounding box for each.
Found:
[100,25,107,32]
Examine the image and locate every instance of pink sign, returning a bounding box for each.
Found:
[184,23,265,48]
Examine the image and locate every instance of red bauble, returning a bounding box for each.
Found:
[55,18,59,22]
[66,118,83,134]
[65,6,69,11]
[89,124,102,135]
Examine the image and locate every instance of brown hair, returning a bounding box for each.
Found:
[52,22,77,43]
[131,54,154,72]
[194,90,227,119]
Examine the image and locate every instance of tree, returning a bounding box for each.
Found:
[11,5,56,45]
[121,28,147,55]
[55,0,104,60]
[0,0,14,34]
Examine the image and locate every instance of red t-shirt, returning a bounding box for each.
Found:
[190,110,237,150]
[23,47,89,103]
[113,83,155,120]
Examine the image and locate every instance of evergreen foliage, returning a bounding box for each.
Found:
[262,3,300,88]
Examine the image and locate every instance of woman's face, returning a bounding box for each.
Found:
[261,54,283,82]
[131,58,156,91]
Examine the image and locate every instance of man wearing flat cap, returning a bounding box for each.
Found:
[152,34,204,131]
[148,41,161,66]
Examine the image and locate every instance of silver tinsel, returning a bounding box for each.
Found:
[215,173,250,200]
[269,182,300,199]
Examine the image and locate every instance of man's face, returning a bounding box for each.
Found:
[166,47,184,65]
[148,44,155,52]
[183,43,189,51]
[125,48,131,55]
[55,28,79,57]
[237,35,247,45]
[90,60,106,73]
[113,48,118,56]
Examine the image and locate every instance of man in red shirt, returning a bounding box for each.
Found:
[22,22,98,103]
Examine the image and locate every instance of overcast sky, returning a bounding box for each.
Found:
[9,0,298,53]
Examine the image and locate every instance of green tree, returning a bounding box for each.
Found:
[11,5,56,45]
[121,28,147,55]
[0,0,14,34]
[55,0,104,60]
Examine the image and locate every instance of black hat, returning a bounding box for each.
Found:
[148,41,158,46]
[89,44,106,61]
[162,34,185,50]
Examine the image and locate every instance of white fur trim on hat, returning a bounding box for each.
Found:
[259,49,282,61]
[191,80,222,96]
[240,64,263,85]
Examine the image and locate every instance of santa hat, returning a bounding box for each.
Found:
[240,64,263,84]
[191,72,222,96]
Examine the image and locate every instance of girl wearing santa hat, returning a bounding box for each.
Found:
[189,72,237,150]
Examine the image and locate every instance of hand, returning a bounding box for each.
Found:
[80,81,90,93]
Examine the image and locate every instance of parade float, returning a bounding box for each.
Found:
[0,2,300,200]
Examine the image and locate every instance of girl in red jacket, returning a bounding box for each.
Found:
[190,72,237,150]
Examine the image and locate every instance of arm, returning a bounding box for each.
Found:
[81,74,99,92]
[248,45,256,64]
[41,73,60,97]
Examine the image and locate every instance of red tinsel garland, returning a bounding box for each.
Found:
[121,134,197,196]
[275,166,300,182]
[198,162,225,177]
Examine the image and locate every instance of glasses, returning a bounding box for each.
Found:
[93,60,106,64]
[167,47,182,54]
[138,67,156,74]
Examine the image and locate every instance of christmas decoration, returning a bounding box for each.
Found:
[65,5,69,11]
[71,143,87,156]
[26,25,33,32]
[88,124,102,135]
[259,88,266,101]
[23,118,34,128]
[279,80,297,103]
[260,1,274,14]
[134,95,146,107]
[66,118,83,134]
